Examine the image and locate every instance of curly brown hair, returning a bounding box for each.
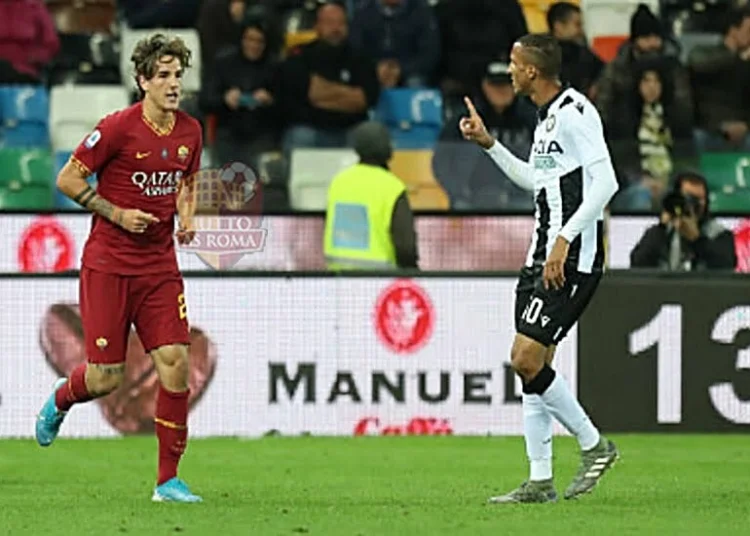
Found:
[130,33,192,99]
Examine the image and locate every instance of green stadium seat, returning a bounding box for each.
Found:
[709,190,750,213]
[0,185,53,209]
[0,148,54,189]
[700,153,750,194]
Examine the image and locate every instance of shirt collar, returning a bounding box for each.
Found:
[537,84,569,123]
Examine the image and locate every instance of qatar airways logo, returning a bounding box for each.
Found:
[131,170,183,197]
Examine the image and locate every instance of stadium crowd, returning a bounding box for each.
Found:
[0,0,748,217]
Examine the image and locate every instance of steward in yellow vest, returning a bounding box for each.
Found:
[324,122,419,270]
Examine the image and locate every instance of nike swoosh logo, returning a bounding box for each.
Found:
[542,437,552,444]
[136,152,151,159]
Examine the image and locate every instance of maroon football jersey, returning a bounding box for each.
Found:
[72,101,203,275]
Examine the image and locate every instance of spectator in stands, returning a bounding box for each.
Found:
[595,4,693,143]
[688,8,750,151]
[119,0,201,30]
[0,0,59,84]
[432,60,535,210]
[436,0,527,100]
[324,121,418,270]
[608,59,694,211]
[276,2,379,154]
[547,2,604,99]
[200,20,278,169]
[349,0,440,88]
[198,0,247,71]
[630,171,737,271]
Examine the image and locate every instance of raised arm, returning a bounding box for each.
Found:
[459,96,535,191]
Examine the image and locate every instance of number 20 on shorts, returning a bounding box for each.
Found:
[178,293,187,320]
[522,297,544,325]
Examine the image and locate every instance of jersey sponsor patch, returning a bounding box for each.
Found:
[84,129,101,149]
[533,155,558,170]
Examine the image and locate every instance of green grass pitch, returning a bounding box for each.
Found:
[1,435,748,535]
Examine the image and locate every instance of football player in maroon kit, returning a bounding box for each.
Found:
[36,34,203,503]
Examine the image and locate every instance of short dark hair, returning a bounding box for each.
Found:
[546,2,580,31]
[517,33,562,79]
[131,33,192,99]
[315,0,347,17]
[723,7,750,36]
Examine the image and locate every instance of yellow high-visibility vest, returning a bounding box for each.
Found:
[324,163,406,270]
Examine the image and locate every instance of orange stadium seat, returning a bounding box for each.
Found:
[592,35,628,62]
[389,150,449,211]
[46,0,116,35]
[284,30,318,54]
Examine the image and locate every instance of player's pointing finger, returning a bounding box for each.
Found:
[464,96,479,118]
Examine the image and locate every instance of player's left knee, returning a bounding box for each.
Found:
[151,344,189,388]
[510,337,545,381]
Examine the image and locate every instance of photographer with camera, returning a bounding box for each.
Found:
[630,171,737,271]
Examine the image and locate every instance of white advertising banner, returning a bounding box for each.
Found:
[0,276,577,438]
[2,213,747,273]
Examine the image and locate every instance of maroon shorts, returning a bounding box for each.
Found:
[80,267,190,364]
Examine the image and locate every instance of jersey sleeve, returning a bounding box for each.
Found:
[71,113,121,177]
[565,103,610,168]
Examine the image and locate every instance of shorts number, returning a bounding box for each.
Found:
[522,297,544,325]
[178,293,187,320]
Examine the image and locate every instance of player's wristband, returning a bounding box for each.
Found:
[73,185,97,208]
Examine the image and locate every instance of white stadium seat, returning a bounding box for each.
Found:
[288,149,358,210]
[583,0,660,42]
[119,27,202,93]
[50,84,130,152]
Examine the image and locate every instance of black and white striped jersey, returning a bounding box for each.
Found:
[525,87,611,274]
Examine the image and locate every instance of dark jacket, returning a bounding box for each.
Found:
[596,40,693,135]
[390,191,419,268]
[630,217,737,270]
[688,43,750,132]
[119,0,201,29]
[350,0,440,83]
[276,40,380,130]
[200,48,278,141]
[432,93,536,210]
[197,0,244,72]
[559,40,604,96]
[436,0,527,91]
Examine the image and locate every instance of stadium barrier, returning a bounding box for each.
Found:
[2,212,750,272]
[0,271,747,439]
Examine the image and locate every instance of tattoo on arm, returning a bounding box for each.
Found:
[74,185,122,225]
[93,363,125,376]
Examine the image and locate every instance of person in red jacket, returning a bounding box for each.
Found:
[0,0,59,83]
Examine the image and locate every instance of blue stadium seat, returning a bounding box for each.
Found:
[0,86,50,147]
[53,150,98,209]
[374,88,443,150]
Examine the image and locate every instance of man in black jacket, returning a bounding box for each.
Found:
[630,171,737,270]
[547,2,604,98]
[200,20,278,169]
[276,1,380,154]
